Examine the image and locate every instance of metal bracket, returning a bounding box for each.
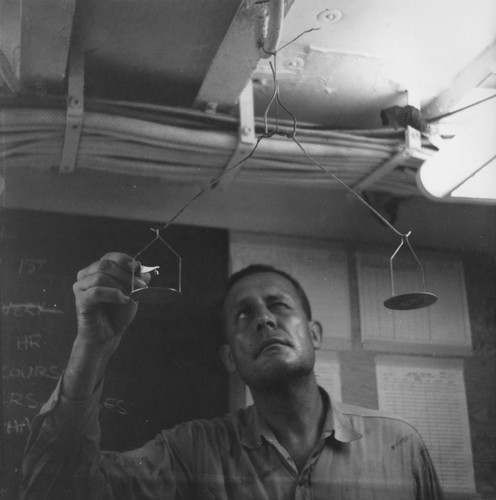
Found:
[215,80,256,189]
[353,89,424,192]
[60,47,84,174]
[0,50,20,94]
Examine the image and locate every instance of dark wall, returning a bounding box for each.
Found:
[463,253,496,498]
[0,209,229,499]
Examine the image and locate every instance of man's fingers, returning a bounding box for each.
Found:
[77,254,131,280]
[75,271,147,295]
[76,286,131,307]
[77,254,152,287]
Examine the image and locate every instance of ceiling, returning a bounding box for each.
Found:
[0,0,495,205]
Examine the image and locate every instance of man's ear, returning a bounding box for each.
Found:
[309,320,323,350]
[219,344,238,374]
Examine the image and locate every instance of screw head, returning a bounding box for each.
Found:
[317,9,342,23]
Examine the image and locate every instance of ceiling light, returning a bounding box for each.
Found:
[417,95,496,204]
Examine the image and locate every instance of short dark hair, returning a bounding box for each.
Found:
[223,264,312,320]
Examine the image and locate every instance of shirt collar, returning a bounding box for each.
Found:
[320,388,362,443]
[240,387,362,448]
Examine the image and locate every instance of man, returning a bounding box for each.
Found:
[21,252,443,499]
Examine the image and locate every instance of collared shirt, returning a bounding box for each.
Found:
[21,379,443,499]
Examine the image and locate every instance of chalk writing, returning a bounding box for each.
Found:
[18,258,47,275]
[2,364,62,381]
[16,333,42,351]
[102,397,129,416]
[1,302,63,317]
[3,417,32,435]
[3,392,41,410]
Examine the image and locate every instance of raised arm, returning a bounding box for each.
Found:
[63,252,149,399]
[20,252,154,499]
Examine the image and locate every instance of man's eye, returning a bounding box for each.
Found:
[271,302,290,310]
[236,310,249,321]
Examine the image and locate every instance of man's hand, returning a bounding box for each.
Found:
[63,252,150,399]
[73,252,149,347]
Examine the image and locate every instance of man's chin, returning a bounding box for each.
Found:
[245,363,313,392]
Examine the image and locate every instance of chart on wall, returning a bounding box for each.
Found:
[376,355,476,496]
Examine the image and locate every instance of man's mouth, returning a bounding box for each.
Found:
[257,338,290,357]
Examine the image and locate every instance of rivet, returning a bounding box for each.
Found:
[69,96,80,108]
[285,58,304,70]
[317,9,343,23]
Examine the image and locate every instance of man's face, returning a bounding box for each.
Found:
[220,272,322,391]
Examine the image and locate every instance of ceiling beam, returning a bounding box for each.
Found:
[19,0,77,94]
[194,0,295,113]
[423,41,496,121]
[0,0,21,93]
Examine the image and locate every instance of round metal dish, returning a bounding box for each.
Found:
[130,286,181,304]
[384,292,437,311]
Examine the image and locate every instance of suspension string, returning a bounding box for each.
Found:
[134,228,161,259]
[155,25,408,246]
[264,61,279,135]
[159,135,266,231]
[273,57,280,130]
[268,58,297,137]
[388,236,406,297]
[277,27,321,52]
[402,232,428,291]
[156,27,321,236]
[289,135,405,238]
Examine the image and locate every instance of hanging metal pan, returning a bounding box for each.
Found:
[130,286,181,304]
[384,292,437,311]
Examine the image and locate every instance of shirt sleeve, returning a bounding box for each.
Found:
[414,441,445,500]
[20,376,186,500]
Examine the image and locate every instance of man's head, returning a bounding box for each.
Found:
[223,264,312,323]
[219,265,322,392]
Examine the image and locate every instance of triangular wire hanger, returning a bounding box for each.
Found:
[130,228,182,304]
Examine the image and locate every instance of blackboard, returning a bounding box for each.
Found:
[0,209,229,499]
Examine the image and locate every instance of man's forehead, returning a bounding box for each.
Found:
[224,272,298,305]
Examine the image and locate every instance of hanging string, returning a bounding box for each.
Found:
[277,27,321,52]
[155,25,412,245]
[388,232,428,296]
[289,135,404,238]
[157,31,305,233]
[159,135,265,231]
[129,21,436,307]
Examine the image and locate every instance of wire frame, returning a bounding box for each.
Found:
[130,228,182,303]
[383,232,437,310]
[139,29,437,310]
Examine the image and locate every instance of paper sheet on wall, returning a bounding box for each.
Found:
[356,253,471,352]
[376,356,475,494]
[314,351,342,402]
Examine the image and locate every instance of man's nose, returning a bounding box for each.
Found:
[255,308,277,331]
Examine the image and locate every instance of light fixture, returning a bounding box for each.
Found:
[417,94,496,204]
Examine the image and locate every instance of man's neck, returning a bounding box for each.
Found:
[251,374,325,470]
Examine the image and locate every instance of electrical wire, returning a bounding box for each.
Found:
[427,92,496,123]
